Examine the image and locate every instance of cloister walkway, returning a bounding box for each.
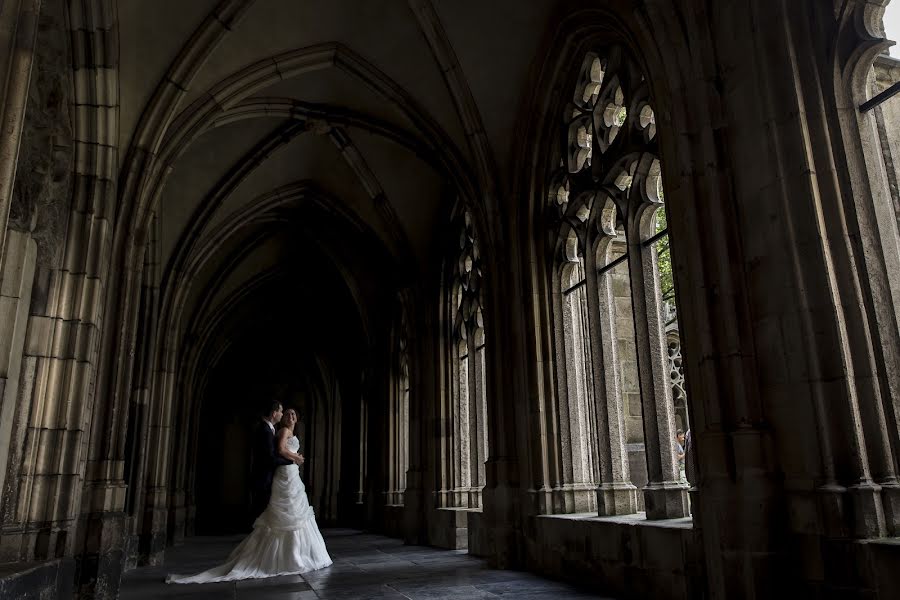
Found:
[119,529,615,599]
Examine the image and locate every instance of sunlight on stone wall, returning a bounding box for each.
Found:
[887,2,900,57]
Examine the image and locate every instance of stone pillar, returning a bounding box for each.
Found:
[832,19,900,539]
[656,1,900,595]
[0,229,36,542]
[141,358,175,565]
[552,267,597,512]
[480,247,527,569]
[872,55,900,230]
[402,292,428,545]
[585,240,638,515]
[624,215,688,520]
[610,242,648,497]
[0,0,41,260]
[123,225,159,566]
[466,329,486,508]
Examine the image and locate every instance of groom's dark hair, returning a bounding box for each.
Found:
[264,400,282,418]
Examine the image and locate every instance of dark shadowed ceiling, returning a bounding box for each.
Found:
[114,1,562,407]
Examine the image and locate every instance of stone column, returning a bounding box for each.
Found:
[842,41,900,538]
[466,326,486,508]
[0,230,36,532]
[402,291,428,545]
[557,266,597,507]
[480,246,527,569]
[453,344,469,506]
[585,240,638,515]
[873,55,900,229]
[385,357,398,505]
[0,0,41,261]
[141,352,175,564]
[624,213,688,519]
[530,268,568,514]
[123,223,159,565]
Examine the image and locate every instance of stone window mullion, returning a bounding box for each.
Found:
[546,271,567,507]
[400,382,409,502]
[467,329,483,508]
[439,346,456,509]
[583,241,638,515]
[387,367,397,504]
[476,344,487,495]
[560,268,591,489]
[625,221,687,519]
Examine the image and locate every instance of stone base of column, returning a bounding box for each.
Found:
[643,481,689,519]
[849,481,886,538]
[429,506,470,550]
[403,469,427,545]
[75,511,126,600]
[597,481,639,516]
[688,486,700,521]
[139,494,168,566]
[549,483,596,514]
[881,481,900,536]
[483,458,524,569]
[816,483,849,537]
[483,484,525,569]
[123,526,139,571]
[166,504,188,545]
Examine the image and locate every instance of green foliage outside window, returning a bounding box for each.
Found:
[655,208,676,324]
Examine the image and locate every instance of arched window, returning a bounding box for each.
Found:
[386,303,410,506]
[548,47,690,519]
[441,210,488,509]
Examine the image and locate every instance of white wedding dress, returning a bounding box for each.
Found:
[167,436,333,583]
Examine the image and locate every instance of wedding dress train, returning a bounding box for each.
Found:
[166,436,332,583]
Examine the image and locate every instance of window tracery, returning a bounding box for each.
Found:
[548,45,689,519]
[387,303,410,506]
[442,210,488,509]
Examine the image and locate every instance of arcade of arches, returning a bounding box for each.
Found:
[0,1,899,599]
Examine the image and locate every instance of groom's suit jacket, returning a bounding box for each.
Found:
[250,420,293,494]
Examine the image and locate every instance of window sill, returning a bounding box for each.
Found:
[536,511,693,529]
[438,506,483,513]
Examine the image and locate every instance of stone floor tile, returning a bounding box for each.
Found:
[400,584,500,599]
[235,574,312,592]
[120,529,620,599]
[238,590,319,600]
[314,583,409,599]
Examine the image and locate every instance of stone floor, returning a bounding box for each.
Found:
[120,528,616,599]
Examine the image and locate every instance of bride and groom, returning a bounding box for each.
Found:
[167,402,333,584]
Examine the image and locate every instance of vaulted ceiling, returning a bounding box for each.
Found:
[115,0,559,375]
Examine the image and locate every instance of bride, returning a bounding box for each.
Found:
[167,408,332,583]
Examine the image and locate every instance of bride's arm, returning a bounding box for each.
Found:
[276,428,304,464]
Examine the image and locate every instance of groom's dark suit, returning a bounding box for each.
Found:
[250,420,293,519]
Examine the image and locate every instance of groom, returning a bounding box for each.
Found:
[250,401,297,519]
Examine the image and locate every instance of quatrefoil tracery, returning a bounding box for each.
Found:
[553,45,666,264]
[453,210,485,353]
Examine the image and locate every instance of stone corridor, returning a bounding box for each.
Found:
[2,1,900,598]
[120,529,613,599]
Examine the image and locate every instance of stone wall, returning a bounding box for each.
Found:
[0,3,899,600]
[8,0,71,269]
[0,230,36,524]
[0,557,74,599]
[874,54,900,230]
[530,514,703,600]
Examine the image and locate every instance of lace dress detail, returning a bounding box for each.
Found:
[166,435,332,583]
